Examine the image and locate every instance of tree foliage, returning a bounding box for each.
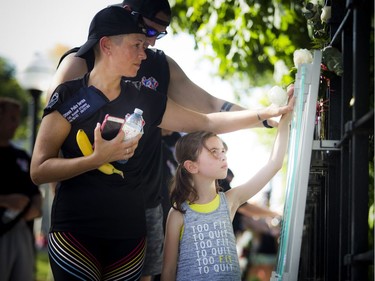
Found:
[170,0,311,87]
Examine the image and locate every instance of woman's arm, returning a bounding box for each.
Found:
[166,55,244,113]
[166,55,283,128]
[30,111,139,185]
[0,193,42,221]
[0,194,29,210]
[161,208,183,281]
[159,94,294,135]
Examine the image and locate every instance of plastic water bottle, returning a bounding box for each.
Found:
[118,108,145,164]
[122,108,144,140]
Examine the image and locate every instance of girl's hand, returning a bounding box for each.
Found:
[258,84,295,122]
[282,84,296,122]
[277,84,295,115]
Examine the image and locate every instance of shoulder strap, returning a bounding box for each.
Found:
[57,85,108,124]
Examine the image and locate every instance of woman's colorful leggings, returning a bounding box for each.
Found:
[48,232,146,281]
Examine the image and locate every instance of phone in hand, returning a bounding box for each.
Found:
[100,114,125,140]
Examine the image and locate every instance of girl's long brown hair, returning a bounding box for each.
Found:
[169,131,221,213]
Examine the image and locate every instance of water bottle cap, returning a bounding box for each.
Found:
[134,108,143,115]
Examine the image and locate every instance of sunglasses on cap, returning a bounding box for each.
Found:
[130,11,168,39]
[143,22,168,39]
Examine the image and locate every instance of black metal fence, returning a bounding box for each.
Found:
[299,0,374,280]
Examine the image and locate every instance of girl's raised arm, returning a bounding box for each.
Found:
[226,106,293,216]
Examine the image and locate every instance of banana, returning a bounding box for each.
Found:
[76,129,124,178]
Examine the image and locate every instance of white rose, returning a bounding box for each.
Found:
[321,6,331,23]
[293,49,313,68]
[268,86,288,106]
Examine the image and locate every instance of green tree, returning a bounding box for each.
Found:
[0,56,31,140]
[170,0,311,87]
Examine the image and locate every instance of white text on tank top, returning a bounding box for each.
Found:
[176,192,241,281]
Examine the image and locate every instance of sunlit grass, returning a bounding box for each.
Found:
[36,250,53,281]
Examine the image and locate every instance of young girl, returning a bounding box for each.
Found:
[161,112,292,281]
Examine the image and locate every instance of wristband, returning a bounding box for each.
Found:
[220,101,234,112]
[256,111,262,121]
[263,120,273,128]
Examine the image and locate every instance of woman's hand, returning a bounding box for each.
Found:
[92,123,142,164]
